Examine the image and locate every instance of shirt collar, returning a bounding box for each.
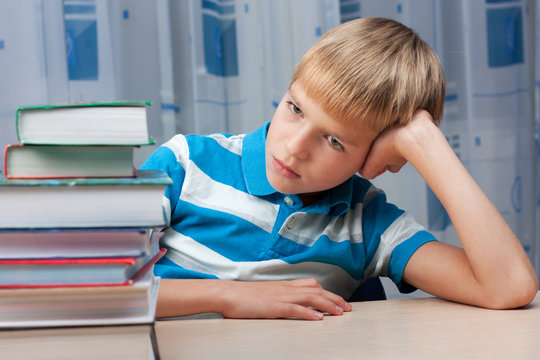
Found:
[328,178,353,216]
[242,122,276,196]
[241,121,353,215]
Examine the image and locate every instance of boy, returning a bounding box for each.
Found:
[142,17,538,320]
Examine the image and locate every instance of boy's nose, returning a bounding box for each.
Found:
[285,129,310,160]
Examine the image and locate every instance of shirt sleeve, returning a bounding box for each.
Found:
[361,185,437,293]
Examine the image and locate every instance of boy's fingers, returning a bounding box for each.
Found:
[318,290,352,312]
[298,296,345,316]
[359,165,386,180]
[359,150,390,179]
[288,278,352,312]
[361,159,407,179]
[273,303,324,320]
[287,288,351,315]
[388,161,407,173]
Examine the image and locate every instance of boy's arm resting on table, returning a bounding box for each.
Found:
[156,278,351,320]
[360,110,539,309]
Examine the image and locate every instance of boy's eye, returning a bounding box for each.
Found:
[290,103,303,115]
[327,136,344,150]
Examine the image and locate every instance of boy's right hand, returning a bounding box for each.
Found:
[217,278,351,320]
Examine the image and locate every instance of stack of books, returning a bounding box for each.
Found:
[0,101,172,329]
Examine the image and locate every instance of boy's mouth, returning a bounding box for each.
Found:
[272,157,300,179]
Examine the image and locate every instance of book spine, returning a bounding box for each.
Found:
[14,109,22,143]
[2,145,8,176]
[4,144,20,178]
[129,248,166,283]
[2,144,24,177]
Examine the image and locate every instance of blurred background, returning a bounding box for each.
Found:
[0,0,538,296]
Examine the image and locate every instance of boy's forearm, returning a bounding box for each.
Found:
[156,278,351,320]
[156,279,225,318]
[399,114,538,307]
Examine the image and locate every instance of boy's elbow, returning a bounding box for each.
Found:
[502,281,538,309]
[484,273,539,310]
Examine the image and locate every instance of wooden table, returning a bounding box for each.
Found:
[155,292,540,360]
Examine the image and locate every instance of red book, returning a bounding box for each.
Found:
[0,248,166,288]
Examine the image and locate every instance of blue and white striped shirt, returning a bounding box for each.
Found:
[141,122,436,298]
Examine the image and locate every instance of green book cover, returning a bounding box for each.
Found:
[15,100,152,113]
[0,169,172,187]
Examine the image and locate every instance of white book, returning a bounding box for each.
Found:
[0,227,162,259]
[0,323,160,359]
[0,170,171,228]
[4,144,137,179]
[0,272,160,328]
[15,101,154,145]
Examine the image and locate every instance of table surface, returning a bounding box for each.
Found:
[155,292,540,360]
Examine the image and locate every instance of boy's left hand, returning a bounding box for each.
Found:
[358,110,434,180]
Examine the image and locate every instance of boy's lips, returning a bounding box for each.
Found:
[272,157,300,179]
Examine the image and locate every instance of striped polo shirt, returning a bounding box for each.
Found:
[140,122,436,298]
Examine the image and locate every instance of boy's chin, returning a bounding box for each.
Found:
[267,177,297,195]
[268,182,292,195]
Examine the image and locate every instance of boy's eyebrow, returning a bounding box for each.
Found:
[287,88,302,108]
[332,128,360,147]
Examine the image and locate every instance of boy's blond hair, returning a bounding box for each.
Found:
[291,17,445,134]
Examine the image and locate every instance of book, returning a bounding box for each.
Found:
[0,270,160,328]
[15,101,154,145]
[0,248,166,287]
[0,227,162,259]
[0,324,160,359]
[0,169,172,228]
[4,144,137,179]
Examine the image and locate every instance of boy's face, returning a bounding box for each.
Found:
[265,81,377,201]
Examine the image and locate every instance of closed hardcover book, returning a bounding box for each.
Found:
[0,227,162,259]
[4,144,137,179]
[0,169,172,228]
[0,270,160,328]
[0,248,166,287]
[0,324,160,359]
[15,101,154,145]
